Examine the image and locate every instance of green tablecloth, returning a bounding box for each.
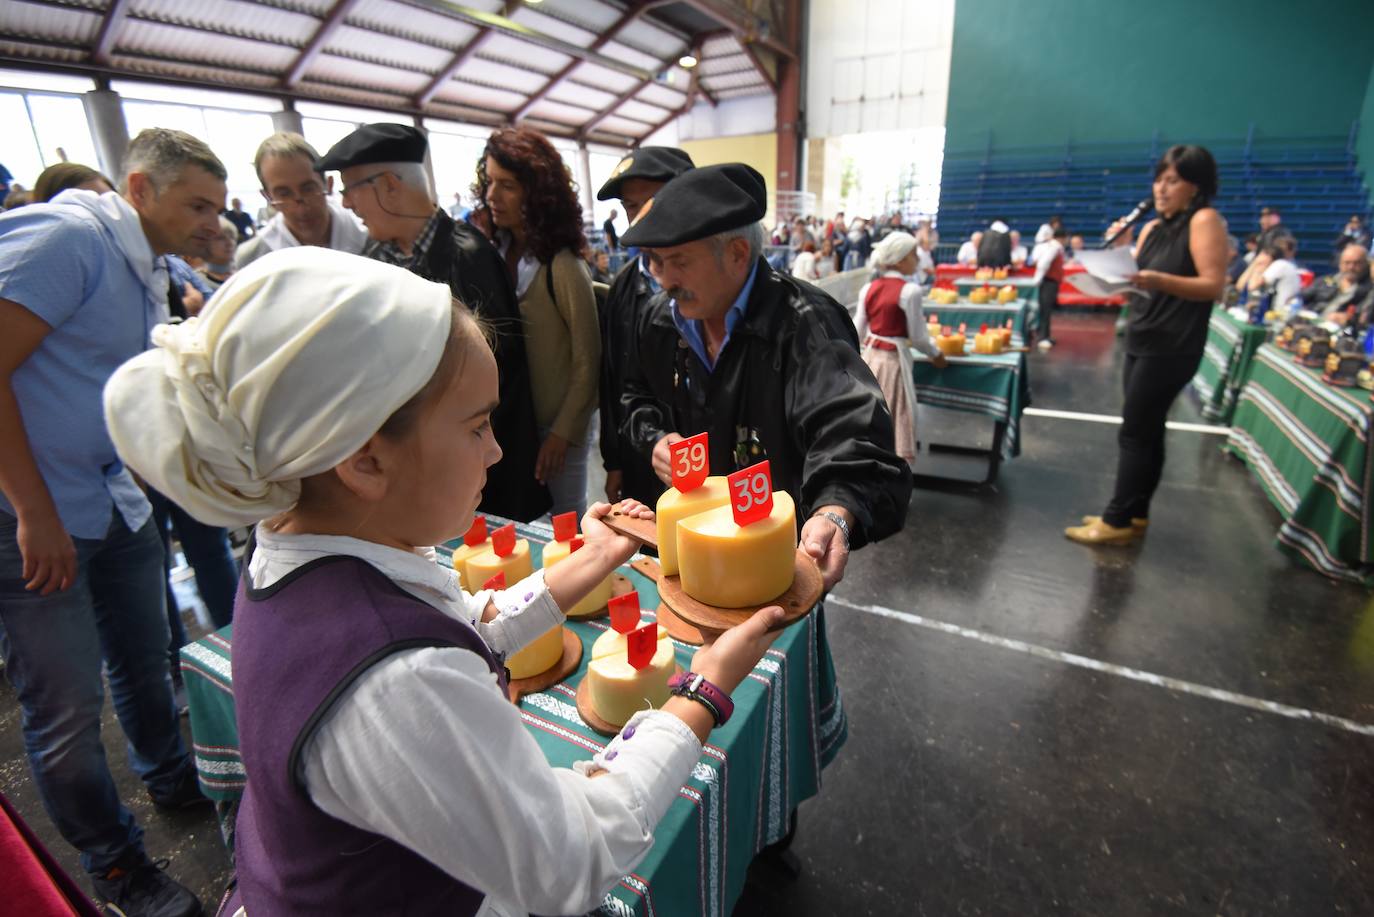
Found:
[910,347,1032,460]
[1191,309,1269,424]
[1226,344,1374,583]
[924,299,1033,346]
[179,516,847,917]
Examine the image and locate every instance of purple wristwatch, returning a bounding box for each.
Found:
[668,671,734,727]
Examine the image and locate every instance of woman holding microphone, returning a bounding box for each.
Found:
[1066,145,1228,545]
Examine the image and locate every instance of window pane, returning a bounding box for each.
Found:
[202,109,276,205]
[27,94,99,173]
[301,117,358,161]
[427,130,488,211]
[0,92,43,189]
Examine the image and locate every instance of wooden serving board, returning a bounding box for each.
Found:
[655,601,718,645]
[507,627,582,704]
[603,509,659,548]
[564,572,634,622]
[660,548,822,633]
[575,665,684,737]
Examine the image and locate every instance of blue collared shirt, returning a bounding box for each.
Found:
[670,260,759,372]
[0,200,161,538]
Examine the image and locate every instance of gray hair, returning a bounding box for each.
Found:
[253,131,322,184]
[709,221,765,263]
[121,128,226,193]
[352,160,435,203]
[218,215,238,241]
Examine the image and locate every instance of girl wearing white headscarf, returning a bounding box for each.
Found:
[853,232,945,466]
[102,247,782,916]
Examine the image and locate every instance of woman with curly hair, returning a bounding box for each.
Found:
[473,126,600,516]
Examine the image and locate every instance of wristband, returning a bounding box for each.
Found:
[668,671,734,727]
[813,511,851,550]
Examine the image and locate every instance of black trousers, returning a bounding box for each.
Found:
[1102,352,1202,526]
[1037,278,1059,340]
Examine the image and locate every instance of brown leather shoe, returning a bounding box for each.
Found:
[1080,515,1148,530]
[1064,519,1139,545]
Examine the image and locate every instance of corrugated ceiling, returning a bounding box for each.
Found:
[0,0,782,144]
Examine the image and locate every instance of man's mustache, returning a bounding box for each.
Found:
[668,287,696,302]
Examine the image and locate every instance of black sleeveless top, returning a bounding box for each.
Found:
[1126,207,1215,357]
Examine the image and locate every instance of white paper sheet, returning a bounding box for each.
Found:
[1068,247,1143,296]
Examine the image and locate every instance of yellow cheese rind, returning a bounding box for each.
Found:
[463,539,533,591]
[450,540,489,592]
[506,623,564,680]
[676,490,796,607]
[541,539,613,617]
[586,623,675,726]
[654,476,731,576]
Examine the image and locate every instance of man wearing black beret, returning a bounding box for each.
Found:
[322,123,548,521]
[594,146,694,505]
[621,162,912,588]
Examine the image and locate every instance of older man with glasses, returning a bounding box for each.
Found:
[234,131,368,269]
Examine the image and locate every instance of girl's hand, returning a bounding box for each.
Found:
[689,605,787,695]
[581,500,653,564]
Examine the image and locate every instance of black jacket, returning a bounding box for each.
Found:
[599,257,664,505]
[1303,272,1374,325]
[407,210,550,521]
[620,258,911,550]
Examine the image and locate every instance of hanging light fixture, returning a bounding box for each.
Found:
[678,54,698,69]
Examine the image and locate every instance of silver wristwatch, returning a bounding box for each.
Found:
[814,511,851,549]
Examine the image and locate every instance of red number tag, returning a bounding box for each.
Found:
[727,460,773,526]
[462,515,488,547]
[568,536,583,553]
[929,313,938,324]
[491,523,516,558]
[626,621,657,670]
[551,511,578,543]
[958,322,967,334]
[482,571,506,590]
[608,592,640,634]
[979,323,989,333]
[669,432,710,492]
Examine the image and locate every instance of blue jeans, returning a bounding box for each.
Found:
[149,490,238,655]
[0,509,193,874]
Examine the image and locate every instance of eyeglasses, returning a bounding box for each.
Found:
[340,171,393,201]
[263,184,327,207]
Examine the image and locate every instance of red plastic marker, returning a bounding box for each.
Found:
[568,536,584,553]
[482,571,506,590]
[979,323,989,333]
[626,621,657,670]
[491,523,516,558]
[669,431,710,492]
[608,592,640,634]
[462,515,488,547]
[958,322,967,334]
[727,459,773,527]
[551,511,578,543]
[929,313,939,324]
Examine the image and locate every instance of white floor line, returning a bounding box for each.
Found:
[826,595,1374,739]
[1024,407,1230,435]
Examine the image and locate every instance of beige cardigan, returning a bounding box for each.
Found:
[519,248,601,445]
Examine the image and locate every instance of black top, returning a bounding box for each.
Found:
[1126,208,1214,357]
[598,256,661,504]
[620,258,912,550]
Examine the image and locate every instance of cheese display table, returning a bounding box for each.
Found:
[923,299,1033,346]
[1225,345,1374,583]
[1190,308,1269,425]
[180,516,848,917]
[909,346,1032,486]
[952,275,1040,297]
[934,264,1035,283]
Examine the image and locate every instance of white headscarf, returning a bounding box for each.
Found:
[103,247,453,526]
[872,231,918,269]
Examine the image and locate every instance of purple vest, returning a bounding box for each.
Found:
[228,552,509,916]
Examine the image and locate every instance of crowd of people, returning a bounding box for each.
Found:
[0,125,909,916]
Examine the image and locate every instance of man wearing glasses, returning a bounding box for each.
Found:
[234,132,368,269]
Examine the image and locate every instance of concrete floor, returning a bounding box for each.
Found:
[4,311,1372,915]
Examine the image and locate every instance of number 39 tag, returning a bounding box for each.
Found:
[669,432,710,492]
[727,460,773,526]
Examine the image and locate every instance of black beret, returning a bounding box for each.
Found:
[319,123,428,172]
[619,163,766,248]
[596,146,695,201]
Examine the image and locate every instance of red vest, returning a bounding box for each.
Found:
[864,276,910,337]
[1045,249,1065,282]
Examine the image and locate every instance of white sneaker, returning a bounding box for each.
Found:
[1036,339,1053,352]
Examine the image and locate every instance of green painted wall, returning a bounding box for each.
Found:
[945,0,1374,154]
[1359,61,1374,205]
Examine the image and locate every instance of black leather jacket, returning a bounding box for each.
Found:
[620,258,911,549]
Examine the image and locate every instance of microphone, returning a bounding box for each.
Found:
[1101,198,1153,248]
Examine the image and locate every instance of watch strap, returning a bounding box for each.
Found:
[668,671,734,727]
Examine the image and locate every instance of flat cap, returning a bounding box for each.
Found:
[596,146,695,201]
[619,163,766,248]
[320,123,427,172]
